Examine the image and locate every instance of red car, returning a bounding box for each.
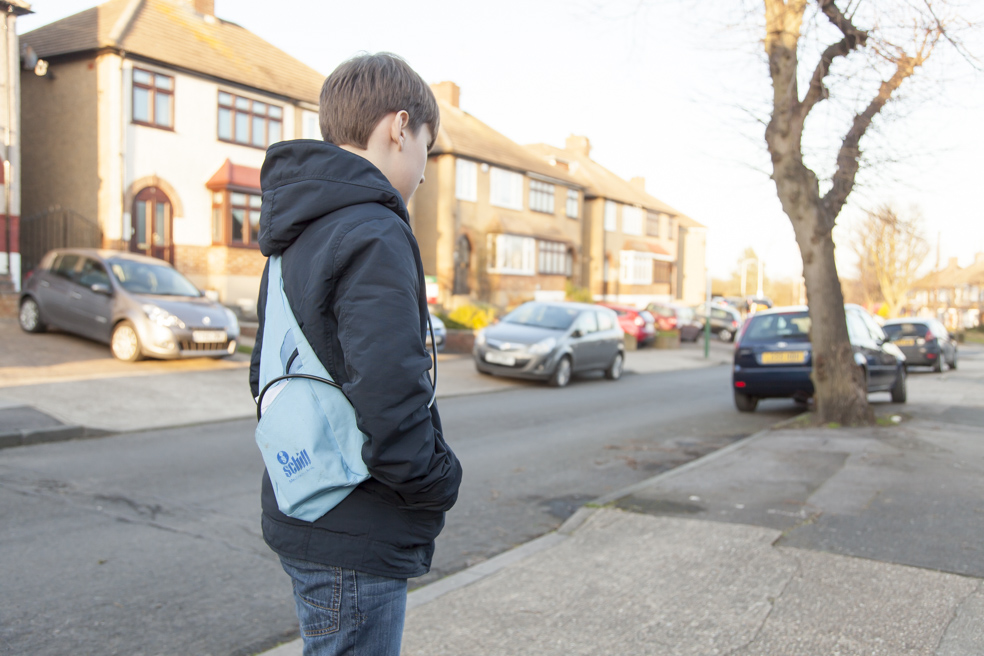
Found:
[597,303,655,346]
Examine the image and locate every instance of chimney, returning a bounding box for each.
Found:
[948,256,959,269]
[975,252,984,265]
[565,135,591,157]
[430,81,460,108]
[630,177,646,191]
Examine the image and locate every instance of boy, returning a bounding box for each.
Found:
[249,53,462,655]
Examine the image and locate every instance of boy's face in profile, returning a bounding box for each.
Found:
[391,124,432,203]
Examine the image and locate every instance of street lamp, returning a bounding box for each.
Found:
[739,257,764,299]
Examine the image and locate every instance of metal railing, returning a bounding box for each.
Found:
[20,207,103,277]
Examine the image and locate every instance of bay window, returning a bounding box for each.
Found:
[487,234,536,275]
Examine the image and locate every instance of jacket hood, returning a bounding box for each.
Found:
[257,140,409,256]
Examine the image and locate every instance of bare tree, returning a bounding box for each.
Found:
[762,0,967,425]
[851,205,930,318]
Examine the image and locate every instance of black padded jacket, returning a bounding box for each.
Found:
[249,140,462,579]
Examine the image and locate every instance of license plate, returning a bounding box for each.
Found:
[894,338,915,347]
[485,351,516,366]
[761,351,807,364]
[192,330,227,343]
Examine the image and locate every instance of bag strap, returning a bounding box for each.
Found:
[256,256,342,421]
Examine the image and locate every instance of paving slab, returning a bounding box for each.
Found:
[401,509,980,656]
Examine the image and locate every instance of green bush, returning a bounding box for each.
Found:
[565,282,593,303]
[446,304,497,330]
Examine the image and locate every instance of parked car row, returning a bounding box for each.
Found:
[732,304,907,412]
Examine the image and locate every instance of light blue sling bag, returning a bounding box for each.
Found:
[254,255,370,521]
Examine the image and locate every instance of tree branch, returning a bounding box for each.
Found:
[800,2,869,128]
[820,49,928,230]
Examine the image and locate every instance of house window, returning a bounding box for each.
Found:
[490,167,524,210]
[529,180,555,214]
[538,240,571,276]
[604,200,617,232]
[646,211,661,237]
[212,190,262,246]
[455,158,477,202]
[132,68,173,129]
[622,206,643,236]
[302,111,320,140]
[218,91,283,148]
[654,260,672,283]
[566,189,579,219]
[487,234,535,275]
[620,251,655,286]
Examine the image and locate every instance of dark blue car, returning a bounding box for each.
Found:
[732,305,907,412]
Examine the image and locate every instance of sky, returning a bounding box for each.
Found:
[19,0,984,281]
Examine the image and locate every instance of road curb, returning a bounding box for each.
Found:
[0,425,114,450]
[404,422,785,608]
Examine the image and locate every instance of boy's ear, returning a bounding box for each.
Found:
[389,110,410,150]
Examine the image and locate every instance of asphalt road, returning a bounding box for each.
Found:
[1,364,799,656]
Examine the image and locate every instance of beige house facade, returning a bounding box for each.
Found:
[19,0,323,310]
[414,82,586,309]
[530,137,707,308]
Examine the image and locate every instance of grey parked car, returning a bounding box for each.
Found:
[473,301,625,387]
[19,249,240,362]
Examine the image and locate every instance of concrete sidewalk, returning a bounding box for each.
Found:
[263,346,984,656]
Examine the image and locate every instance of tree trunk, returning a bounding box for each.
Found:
[795,218,874,425]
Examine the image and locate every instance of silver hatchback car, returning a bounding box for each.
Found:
[473,301,625,387]
[19,249,240,361]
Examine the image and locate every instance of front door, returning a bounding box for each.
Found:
[131,187,173,263]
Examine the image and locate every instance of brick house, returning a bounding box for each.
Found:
[413,82,586,309]
[0,0,32,298]
[529,137,707,307]
[19,0,323,311]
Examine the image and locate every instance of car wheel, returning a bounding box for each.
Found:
[932,356,943,373]
[19,297,47,333]
[734,391,758,413]
[111,321,144,362]
[719,329,733,343]
[604,352,624,381]
[890,365,907,403]
[549,356,572,388]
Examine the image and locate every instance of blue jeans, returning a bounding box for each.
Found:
[279,555,408,656]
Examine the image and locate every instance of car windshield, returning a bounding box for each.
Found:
[743,312,812,343]
[882,323,929,338]
[503,303,580,330]
[108,258,201,297]
[676,307,694,322]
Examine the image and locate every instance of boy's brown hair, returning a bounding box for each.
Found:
[320,53,440,150]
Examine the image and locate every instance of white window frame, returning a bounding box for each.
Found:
[622,206,644,236]
[566,188,579,219]
[487,234,536,275]
[619,251,655,286]
[490,167,524,210]
[538,240,571,276]
[529,179,555,214]
[604,200,617,232]
[455,158,478,202]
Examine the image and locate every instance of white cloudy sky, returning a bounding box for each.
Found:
[20,1,984,279]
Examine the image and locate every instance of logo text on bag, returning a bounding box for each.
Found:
[278,449,312,478]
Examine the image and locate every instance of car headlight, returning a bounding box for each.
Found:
[223,307,240,335]
[143,304,185,329]
[475,330,486,346]
[528,337,557,355]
